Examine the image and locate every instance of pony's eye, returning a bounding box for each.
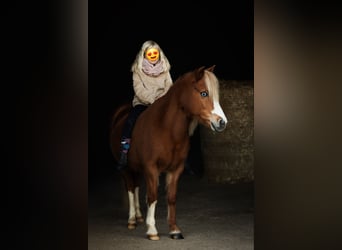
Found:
[200,91,208,97]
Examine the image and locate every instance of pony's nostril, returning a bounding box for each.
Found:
[211,118,227,132]
[219,119,226,127]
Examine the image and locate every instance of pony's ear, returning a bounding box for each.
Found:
[206,65,216,72]
[195,66,206,81]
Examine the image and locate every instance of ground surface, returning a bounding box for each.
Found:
[88,167,254,250]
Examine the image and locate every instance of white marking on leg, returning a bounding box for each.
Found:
[134,187,142,218]
[127,191,136,224]
[146,200,158,235]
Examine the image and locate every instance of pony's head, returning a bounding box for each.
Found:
[178,65,228,134]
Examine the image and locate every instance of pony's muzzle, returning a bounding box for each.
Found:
[210,101,228,132]
[211,118,227,132]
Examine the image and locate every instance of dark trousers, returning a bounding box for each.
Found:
[121,104,148,140]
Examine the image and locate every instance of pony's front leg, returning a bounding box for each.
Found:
[145,170,160,240]
[166,171,184,239]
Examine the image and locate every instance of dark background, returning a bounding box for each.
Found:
[89,1,254,180]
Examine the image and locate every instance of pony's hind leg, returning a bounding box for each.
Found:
[134,186,144,223]
[145,169,160,240]
[126,187,143,229]
[127,190,137,229]
[123,171,140,229]
[166,171,184,239]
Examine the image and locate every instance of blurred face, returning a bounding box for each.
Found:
[145,48,160,63]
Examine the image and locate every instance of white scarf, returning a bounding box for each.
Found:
[142,59,164,76]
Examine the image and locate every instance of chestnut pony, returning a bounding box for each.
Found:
[110,65,228,240]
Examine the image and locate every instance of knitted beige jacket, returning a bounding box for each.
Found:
[132,69,173,107]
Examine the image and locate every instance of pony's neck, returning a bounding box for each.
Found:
[159,90,191,139]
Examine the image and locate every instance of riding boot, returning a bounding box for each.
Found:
[116,151,127,170]
[116,138,131,170]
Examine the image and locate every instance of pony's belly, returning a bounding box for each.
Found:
[158,153,187,171]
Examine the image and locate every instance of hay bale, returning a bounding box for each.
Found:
[200,80,254,184]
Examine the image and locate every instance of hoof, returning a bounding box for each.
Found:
[147,234,160,241]
[136,216,144,223]
[170,233,184,239]
[127,223,137,230]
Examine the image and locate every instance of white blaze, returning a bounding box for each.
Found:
[213,100,228,123]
